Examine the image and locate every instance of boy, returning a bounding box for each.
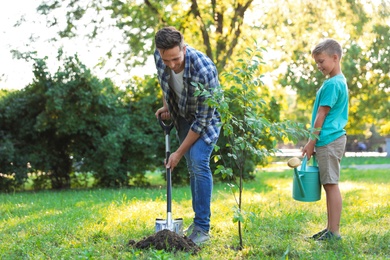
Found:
[302,38,349,241]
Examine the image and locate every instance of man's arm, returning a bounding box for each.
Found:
[166,130,200,170]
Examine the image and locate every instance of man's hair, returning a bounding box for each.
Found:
[155,26,184,50]
[312,39,343,59]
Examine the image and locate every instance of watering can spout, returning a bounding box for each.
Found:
[294,168,306,197]
[287,157,305,197]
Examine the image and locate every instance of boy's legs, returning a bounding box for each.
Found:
[324,184,342,235]
[316,135,346,236]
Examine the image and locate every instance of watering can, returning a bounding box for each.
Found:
[288,156,321,202]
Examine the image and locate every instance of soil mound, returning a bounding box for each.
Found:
[128,229,201,254]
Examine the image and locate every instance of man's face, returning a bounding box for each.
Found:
[313,52,338,77]
[158,45,186,73]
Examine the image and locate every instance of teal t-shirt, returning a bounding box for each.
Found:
[311,74,349,147]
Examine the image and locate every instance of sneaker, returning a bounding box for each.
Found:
[308,229,328,240]
[188,225,210,245]
[317,231,341,241]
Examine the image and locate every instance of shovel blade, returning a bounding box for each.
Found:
[155,218,183,235]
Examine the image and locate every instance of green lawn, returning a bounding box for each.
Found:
[0,162,389,259]
[341,156,390,166]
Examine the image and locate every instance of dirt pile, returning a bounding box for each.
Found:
[128,229,201,254]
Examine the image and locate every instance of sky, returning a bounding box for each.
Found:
[0,0,304,92]
[0,0,155,91]
[0,1,40,90]
[4,0,381,91]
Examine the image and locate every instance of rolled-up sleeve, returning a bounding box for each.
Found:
[190,64,220,144]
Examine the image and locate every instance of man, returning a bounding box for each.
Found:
[154,26,221,244]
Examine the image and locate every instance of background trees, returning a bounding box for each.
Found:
[1,0,389,191]
[35,0,389,136]
[0,55,167,191]
[266,0,390,142]
[37,0,255,72]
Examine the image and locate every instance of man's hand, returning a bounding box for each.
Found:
[302,140,316,160]
[165,151,183,171]
[166,130,199,171]
[155,107,170,120]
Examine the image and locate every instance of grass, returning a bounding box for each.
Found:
[341,156,390,166]
[0,161,389,259]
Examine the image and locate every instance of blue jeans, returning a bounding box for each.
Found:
[177,117,219,232]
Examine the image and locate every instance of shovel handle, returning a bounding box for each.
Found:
[158,114,174,135]
[158,114,174,221]
[166,167,172,215]
[158,113,174,169]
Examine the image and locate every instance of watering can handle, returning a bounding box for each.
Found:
[301,156,307,171]
[301,155,316,170]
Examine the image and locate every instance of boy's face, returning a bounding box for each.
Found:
[313,52,339,77]
[158,45,186,74]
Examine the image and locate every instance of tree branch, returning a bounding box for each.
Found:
[213,0,225,62]
[144,0,166,23]
[190,0,214,61]
[219,0,253,69]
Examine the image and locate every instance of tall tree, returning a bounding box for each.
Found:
[37,0,254,72]
[34,0,390,137]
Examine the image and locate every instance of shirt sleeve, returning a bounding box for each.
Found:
[319,81,339,108]
[190,65,220,135]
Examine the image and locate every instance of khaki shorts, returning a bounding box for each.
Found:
[316,135,347,185]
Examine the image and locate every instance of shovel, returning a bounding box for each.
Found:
[155,114,183,235]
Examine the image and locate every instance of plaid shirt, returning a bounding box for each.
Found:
[154,46,221,144]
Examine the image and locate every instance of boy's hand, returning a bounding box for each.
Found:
[302,140,316,160]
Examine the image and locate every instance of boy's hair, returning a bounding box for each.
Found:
[155,26,184,50]
[312,39,343,59]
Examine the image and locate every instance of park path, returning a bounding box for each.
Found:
[275,148,389,158]
[267,149,390,171]
[347,164,390,170]
[264,164,390,171]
